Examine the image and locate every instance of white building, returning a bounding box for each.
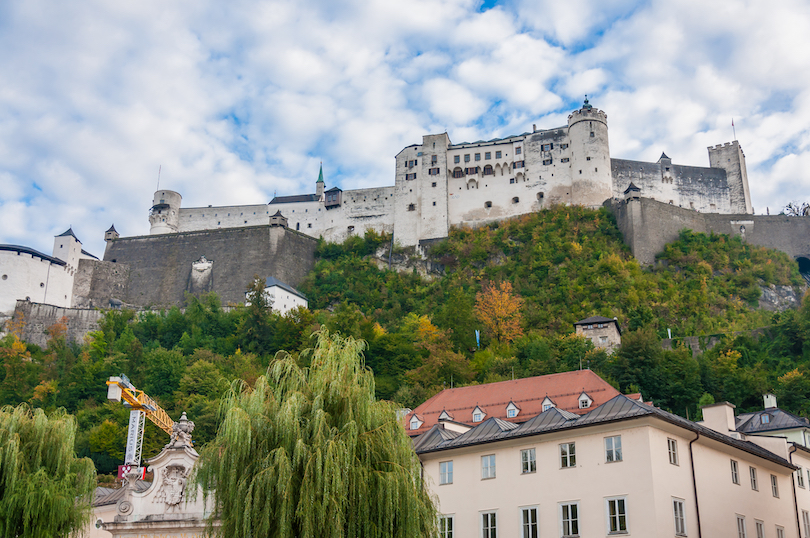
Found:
[261,276,308,315]
[412,371,810,538]
[144,100,753,248]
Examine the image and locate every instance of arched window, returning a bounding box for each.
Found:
[537,192,544,200]
[483,165,493,175]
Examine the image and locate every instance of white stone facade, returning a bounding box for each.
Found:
[146,101,753,247]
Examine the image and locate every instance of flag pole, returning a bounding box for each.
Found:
[732,119,736,141]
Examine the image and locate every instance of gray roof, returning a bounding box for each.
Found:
[413,394,796,469]
[93,481,151,507]
[81,249,99,260]
[56,227,80,242]
[270,194,319,204]
[736,408,810,435]
[264,276,307,301]
[0,245,66,266]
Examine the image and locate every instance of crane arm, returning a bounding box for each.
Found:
[107,376,175,436]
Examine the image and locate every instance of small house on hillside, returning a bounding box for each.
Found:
[574,316,621,353]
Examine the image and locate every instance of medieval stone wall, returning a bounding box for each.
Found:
[15,300,105,348]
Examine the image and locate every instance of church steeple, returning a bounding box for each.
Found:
[316,162,325,198]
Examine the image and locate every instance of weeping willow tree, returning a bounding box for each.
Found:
[0,405,96,538]
[194,330,438,537]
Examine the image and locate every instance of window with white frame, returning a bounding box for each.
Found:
[771,474,779,497]
[802,510,810,538]
[482,511,497,538]
[731,459,740,484]
[440,461,453,485]
[673,498,686,536]
[410,416,422,430]
[481,454,496,479]
[560,442,576,468]
[750,467,758,490]
[798,466,805,488]
[605,436,622,462]
[521,506,538,538]
[521,448,536,474]
[439,515,454,538]
[606,496,628,534]
[560,502,580,537]
[755,520,764,538]
[737,515,747,538]
[668,438,679,465]
[776,526,785,538]
[473,406,485,422]
[507,408,517,418]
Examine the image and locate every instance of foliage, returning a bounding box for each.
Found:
[194,330,437,538]
[0,404,96,538]
[475,281,524,343]
[782,201,810,216]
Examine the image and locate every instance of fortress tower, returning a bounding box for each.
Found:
[708,141,753,214]
[149,190,182,234]
[567,98,613,208]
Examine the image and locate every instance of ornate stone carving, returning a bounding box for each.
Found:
[166,411,195,449]
[153,464,189,510]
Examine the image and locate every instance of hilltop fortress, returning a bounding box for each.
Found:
[147,99,754,247]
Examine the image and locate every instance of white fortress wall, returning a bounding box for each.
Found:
[0,250,74,315]
[178,203,270,232]
[317,186,396,243]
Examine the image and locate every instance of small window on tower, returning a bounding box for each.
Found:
[485,201,492,208]
[408,204,416,211]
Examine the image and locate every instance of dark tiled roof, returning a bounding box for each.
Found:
[264,276,307,301]
[736,408,810,434]
[93,481,152,507]
[0,245,66,266]
[405,370,621,436]
[573,316,617,325]
[414,394,797,470]
[106,224,117,233]
[56,227,80,241]
[81,249,99,260]
[325,186,342,193]
[270,194,319,204]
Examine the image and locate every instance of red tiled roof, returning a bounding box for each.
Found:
[405,369,621,436]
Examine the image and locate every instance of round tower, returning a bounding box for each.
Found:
[567,98,613,207]
[149,190,182,234]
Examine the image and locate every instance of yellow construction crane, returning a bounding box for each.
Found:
[106,375,175,467]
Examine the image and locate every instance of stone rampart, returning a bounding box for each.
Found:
[14,300,105,348]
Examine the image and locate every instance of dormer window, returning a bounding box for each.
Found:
[541,397,555,412]
[761,414,771,425]
[578,392,593,409]
[506,402,519,419]
[472,406,486,423]
[543,404,552,412]
[409,416,423,430]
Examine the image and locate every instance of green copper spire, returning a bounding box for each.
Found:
[317,162,324,183]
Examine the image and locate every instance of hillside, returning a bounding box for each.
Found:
[1,205,809,475]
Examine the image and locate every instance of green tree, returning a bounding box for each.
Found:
[0,405,96,537]
[194,330,437,537]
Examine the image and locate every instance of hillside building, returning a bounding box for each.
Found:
[144,100,753,248]
[573,315,622,353]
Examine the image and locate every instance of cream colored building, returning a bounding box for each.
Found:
[415,392,810,538]
[573,316,622,353]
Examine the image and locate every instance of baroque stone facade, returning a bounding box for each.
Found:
[145,100,753,247]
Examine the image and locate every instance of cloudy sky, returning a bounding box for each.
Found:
[1,0,809,257]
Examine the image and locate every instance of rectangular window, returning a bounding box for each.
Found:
[771,474,779,497]
[482,511,497,538]
[475,153,481,161]
[510,178,515,184]
[731,460,740,484]
[513,161,524,169]
[667,438,679,465]
[561,157,570,163]
[428,168,440,175]
[542,143,553,151]
[521,448,536,474]
[431,155,438,164]
[516,147,522,154]
[776,526,785,538]
[561,442,576,468]
[605,436,622,462]
[439,515,454,538]
[755,520,764,538]
[673,498,686,536]
[560,502,579,537]
[406,173,416,180]
[737,515,747,538]
[749,467,758,490]
[464,154,470,162]
[496,150,502,159]
[440,461,453,485]
[542,158,552,165]
[561,143,569,149]
[453,169,464,178]
[798,466,805,488]
[454,155,460,164]
[802,510,810,538]
[521,507,538,538]
[507,408,517,418]
[607,497,627,534]
[481,454,496,479]
[485,152,491,159]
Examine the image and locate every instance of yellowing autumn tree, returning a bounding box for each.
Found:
[475,281,525,343]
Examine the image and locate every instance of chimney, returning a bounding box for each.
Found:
[763,393,777,409]
[701,402,736,434]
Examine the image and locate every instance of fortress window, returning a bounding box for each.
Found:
[542,143,553,151]
[218,221,221,225]
[512,197,520,204]
[432,182,437,187]
[513,161,524,169]
[406,173,417,180]
[308,223,312,228]
[40,282,44,288]
[537,192,544,200]
[485,201,492,208]
[516,147,522,155]
[348,226,355,232]
[485,152,491,159]
[561,158,570,163]
[464,154,470,162]
[408,204,416,211]
[296,223,300,230]
[453,168,464,178]
[483,165,493,175]
[590,132,595,137]
[475,153,481,161]
[428,168,440,175]
[454,155,460,164]
[433,201,436,206]
[431,155,437,164]
[561,143,568,149]
[496,151,502,159]
[466,167,479,175]
[543,159,552,165]
[510,178,515,184]
[586,156,591,161]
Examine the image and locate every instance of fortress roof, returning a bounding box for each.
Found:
[0,245,66,266]
[264,276,307,300]
[56,227,81,242]
[270,193,319,204]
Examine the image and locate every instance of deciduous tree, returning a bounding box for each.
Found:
[474,281,525,343]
